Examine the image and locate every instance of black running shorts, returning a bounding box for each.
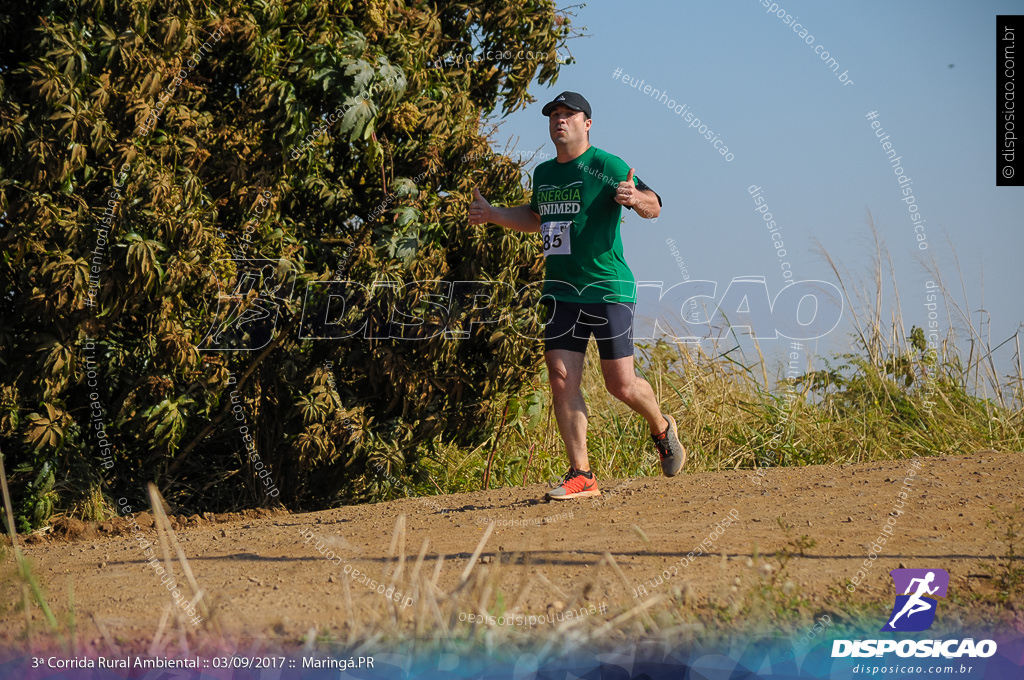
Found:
[541,300,635,360]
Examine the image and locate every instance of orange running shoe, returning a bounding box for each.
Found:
[546,468,601,500]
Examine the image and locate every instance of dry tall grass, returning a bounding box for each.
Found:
[417,238,1022,496]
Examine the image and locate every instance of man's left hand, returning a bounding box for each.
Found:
[615,168,638,207]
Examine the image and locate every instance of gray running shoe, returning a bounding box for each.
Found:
[652,414,686,477]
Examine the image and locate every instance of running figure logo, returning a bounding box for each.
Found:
[881,568,949,632]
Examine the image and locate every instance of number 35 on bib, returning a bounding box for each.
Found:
[541,221,572,256]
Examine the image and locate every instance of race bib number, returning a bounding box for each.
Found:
[541,221,572,256]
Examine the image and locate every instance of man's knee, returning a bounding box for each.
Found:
[604,375,634,402]
[547,358,582,395]
[549,373,572,397]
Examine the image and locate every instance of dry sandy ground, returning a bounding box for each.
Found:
[2,451,1021,653]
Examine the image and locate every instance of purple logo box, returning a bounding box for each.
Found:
[890,568,949,597]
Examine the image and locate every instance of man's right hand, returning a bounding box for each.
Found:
[468,190,540,233]
[468,188,492,225]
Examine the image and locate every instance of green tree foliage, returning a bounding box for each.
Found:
[0,0,574,525]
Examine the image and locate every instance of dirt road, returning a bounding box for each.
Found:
[3,452,1020,652]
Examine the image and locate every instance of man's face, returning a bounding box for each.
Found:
[547,104,590,146]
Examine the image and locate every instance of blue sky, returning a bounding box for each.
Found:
[483,0,1023,381]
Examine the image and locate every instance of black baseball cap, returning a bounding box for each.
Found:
[541,91,592,119]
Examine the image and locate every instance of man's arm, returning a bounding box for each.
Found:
[468,188,541,232]
[615,169,661,220]
[626,189,661,220]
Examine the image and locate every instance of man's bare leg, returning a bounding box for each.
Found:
[600,355,667,434]
[545,349,590,471]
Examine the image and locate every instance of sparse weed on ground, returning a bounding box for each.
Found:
[984,505,1024,606]
[702,521,817,636]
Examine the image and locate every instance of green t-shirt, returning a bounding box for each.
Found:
[529,146,640,303]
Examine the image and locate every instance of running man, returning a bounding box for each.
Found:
[468,91,686,500]
[888,571,940,628]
